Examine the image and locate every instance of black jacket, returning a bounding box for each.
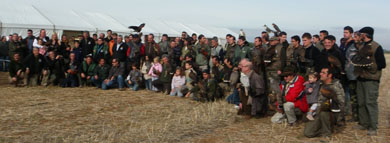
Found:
[112,42,128,62]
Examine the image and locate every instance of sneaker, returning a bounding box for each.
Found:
[306,114,315,121]
[234,105,240,109]
[367,129,377,136]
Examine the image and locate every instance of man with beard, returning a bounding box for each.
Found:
[142,34,160,60]
[127,34,144,65]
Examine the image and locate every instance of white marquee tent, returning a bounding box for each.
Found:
[0,2,238,46]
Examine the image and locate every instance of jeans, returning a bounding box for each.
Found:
[101,75,124,90]
[144,79,152,90]
[125,80,139,91]
[91,76,104,88]
[226,88,240,105]
[0,56,9,71]
[170,87,183,97]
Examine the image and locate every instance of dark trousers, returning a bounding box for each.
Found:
[152,79,171,94]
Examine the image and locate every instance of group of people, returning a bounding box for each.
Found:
[0,25,386,137]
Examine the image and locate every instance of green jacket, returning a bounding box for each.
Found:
[92,44,110,61]
[194,43,210,66]
[233,42,251,66]
[94,64,110,79]
[9,41,27,60]
[159,63,173,82]
[81,61,96,76]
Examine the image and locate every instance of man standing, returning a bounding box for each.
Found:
[112,35,128,65]
[286,35,305,75]
[24,29,36,54]
[93,38,110,63]
[194,35,210,71]
[264,36,286,110]
[209,37,223,68]
[302,33,323,75]
[80,31,95,59]
[233,36,251,66]
[340,26,358,121]
[353,27,386,136]
[158,34,170,55]
[9,33,27,60]
[143,34,160,60]
[250,37,265,77]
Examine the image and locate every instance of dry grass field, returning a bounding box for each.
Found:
[0,54,389,143]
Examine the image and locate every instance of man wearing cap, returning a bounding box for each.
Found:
[271,66,308,125]
[264,36,286,111]
[353,27,386,136]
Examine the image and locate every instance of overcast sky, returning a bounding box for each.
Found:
[15,0,390,49]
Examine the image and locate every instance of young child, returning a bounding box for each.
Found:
[305,72,321,120]
[170,67,185,97]
[126,64,142,91]
[148,57,162,91]
[141,56,152,90]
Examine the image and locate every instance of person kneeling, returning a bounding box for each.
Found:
[101,59,124,90]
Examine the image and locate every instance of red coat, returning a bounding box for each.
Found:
[279,75,309,113]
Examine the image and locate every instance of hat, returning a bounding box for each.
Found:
[269,36,279,41]
[132,34,139,38]
[359,27,374,37]
[162,54,169,59]
[281,66,295,76]
[202,69,210,74]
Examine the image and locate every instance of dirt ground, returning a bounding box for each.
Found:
[0,55,389,143]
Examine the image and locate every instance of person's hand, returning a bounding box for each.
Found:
[56,55,61,60]
[239,103,242,109]
[128,80,132,84]
[308,88,313,93]
[94,75,98,80]
[303,81,309,85]
[67,69,72,73]
[17,70,22,76]
[12,77,17,82]
[87,76,91,80]
[104,79,109,84]
[111,76,115,81]
[81,73,85,78]
[277,70,282,75]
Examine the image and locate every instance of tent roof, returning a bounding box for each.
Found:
[35,7,96,31]
[138,18,181,37]
[184,24,217,38]
[76,12,129,33]
[0,3,53,29]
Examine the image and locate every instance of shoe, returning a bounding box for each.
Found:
[353,125,367,130]
[118,88,125,91]
[234,105,240,109]
[306,114,315,121]
[367,129,377,136]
